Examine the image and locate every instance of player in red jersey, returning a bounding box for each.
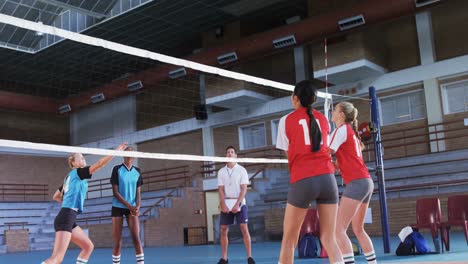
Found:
[329,102,377,264]
[276,80,343,264]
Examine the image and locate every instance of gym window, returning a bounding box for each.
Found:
[379,90,427,125]
[239,122,267,150]
[271,119,280,146]
[441,80,468,114]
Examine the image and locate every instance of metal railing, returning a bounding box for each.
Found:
[0,183,48,201]
[362,118,468,162]
[77,188,181,225]
[141,188,181,217]
[86,165,191,199]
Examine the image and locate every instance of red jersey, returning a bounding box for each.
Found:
[276,107,334,184]
[329,124,370,184]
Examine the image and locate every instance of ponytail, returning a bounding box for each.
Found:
[351,117,365,150]
[307,105,322,152]
[340,104,365,151]
[68,154,76,169]
[294,80,322,153]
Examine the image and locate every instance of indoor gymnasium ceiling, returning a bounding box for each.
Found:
[0,0,307,99]
[0,0,119,52]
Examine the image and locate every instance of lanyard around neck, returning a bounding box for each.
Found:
[226,166,236,178]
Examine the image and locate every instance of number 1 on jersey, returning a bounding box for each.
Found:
[353,134,362,157]
[299,119,322,146]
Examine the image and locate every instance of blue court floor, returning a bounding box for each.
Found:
[1,232,467,263]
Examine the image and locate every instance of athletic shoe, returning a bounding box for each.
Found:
[217,258,228,264]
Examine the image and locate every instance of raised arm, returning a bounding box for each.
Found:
[89,143,127,175]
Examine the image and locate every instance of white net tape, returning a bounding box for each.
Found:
[0,139,288,163]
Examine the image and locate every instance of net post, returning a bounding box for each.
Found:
[369,86,391,253]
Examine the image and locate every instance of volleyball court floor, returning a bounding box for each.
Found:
[1,232,466,263]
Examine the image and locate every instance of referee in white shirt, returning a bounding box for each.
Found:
[217,146,255,264]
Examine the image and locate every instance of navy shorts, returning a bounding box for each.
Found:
[111,206,131,217]
[220,205,248,225]
[54,208,78,232]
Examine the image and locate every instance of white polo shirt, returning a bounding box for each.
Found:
[217,164,249,205]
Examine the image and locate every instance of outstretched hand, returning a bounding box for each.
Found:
[116,143,128,151]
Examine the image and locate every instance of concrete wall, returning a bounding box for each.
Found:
[239,50,296,85]
[0,154,69,201]
[384,16,420,72]
[0,110,69,145]
[432,0,468,61]
[204,52,294,99]
[144,188,206,246]
[71,96,136,145]
[311,16,419,73]
[137,130,203,171]
[136,79,200,130]
[205,191,220,242]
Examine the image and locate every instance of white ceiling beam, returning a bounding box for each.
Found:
[38,0,107,19]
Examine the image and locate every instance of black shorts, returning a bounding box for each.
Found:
[111,206,131,217]
[54,208,78,232]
